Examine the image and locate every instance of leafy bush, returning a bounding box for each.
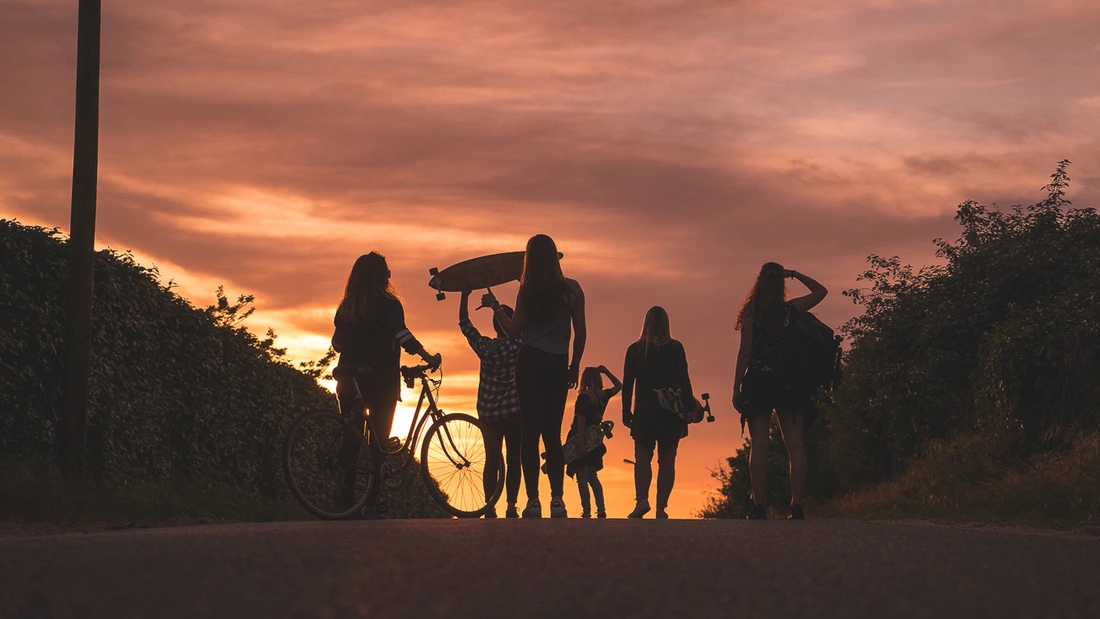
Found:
[0,219,442,519]
[703,162,1100,518]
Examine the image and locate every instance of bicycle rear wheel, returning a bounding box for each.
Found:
[284,411,376,520]
[420,413,504,518]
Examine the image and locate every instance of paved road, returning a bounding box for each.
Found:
[2,519,1098,619]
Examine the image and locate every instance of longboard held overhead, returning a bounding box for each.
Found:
[427,251,562,300]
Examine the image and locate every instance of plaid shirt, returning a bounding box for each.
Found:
[460,318,521,421]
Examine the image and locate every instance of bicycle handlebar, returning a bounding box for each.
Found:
[400,362,440,388]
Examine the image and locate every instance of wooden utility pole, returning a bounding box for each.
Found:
[60,0,101,480]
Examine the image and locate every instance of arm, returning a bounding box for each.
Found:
[621,346,636,427]
[598,365,622,398]
[786,269,828,313]
[733,318,752,411]
[567,280,586,389]
[482,288,528,339]
[675,342,694,407]
[459,290,471,324]
[390,300,441,369]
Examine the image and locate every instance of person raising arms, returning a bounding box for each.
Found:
[732,263,827,520]
[483,234,586,518]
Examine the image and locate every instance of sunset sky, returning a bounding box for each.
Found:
[4,0,1100,518]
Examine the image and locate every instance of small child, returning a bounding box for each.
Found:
[565,365,622,518]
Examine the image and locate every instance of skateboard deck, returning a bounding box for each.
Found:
[427,251,562,300]
[563,420,614,464]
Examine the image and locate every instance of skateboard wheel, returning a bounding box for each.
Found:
[701,393,710,400]
[436,292,446,301]
[429,267,439,276]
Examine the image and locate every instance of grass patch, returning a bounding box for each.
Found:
[0,456,311,527]
[819,432,1100,532]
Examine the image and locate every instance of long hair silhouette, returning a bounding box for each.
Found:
[336,252,398,324]
[638,306,672,359]
[736,262,787,337]
[519,234,568,321]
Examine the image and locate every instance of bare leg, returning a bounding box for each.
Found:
[776,408,807,506]
[746,414,771,505]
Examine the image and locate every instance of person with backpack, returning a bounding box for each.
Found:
[732,262,828,520]
[622,306,693,519]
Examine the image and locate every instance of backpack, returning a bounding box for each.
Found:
[785,307,842,396]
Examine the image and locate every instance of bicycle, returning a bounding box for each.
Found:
[284,362,504,519]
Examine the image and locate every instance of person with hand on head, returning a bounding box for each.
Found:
[732,263,827,520]
[566,365,622,518]
[458,288,523,518]
[331,252,441,519]
[622,306,693,519]
[482,234,586,518]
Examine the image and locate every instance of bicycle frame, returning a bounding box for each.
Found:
[346,367,472,472]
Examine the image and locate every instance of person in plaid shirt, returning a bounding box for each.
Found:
[459,289,522,518]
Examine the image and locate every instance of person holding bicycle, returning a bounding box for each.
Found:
[458,289,522,518]
[483,234,586,519]
[332,252,441,518]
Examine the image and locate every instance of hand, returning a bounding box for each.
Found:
[567,366,580,389]
[425,353,442,372]
[460,289,472,299]
[622,411,634,429]
[784,269,797,279]
[597,364,609,374]
[480,290,499,311]
[733,389,744,413]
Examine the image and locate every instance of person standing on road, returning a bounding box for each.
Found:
[622,306,693,519]
[565,365,622,518]
[732,262,827,520]
[483,234,587,519]
[458,289,523,519]
[331,252,442,519]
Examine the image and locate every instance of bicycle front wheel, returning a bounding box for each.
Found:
[420,413,504,518]
[284,411,376,520]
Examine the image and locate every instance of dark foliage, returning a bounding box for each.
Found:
[703,162,1100,516]
[1,219,441,517]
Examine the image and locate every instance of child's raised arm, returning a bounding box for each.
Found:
[598,364,622,398]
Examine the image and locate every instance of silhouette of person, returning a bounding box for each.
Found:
[458,289,522,518]
[483,234,586,518]
[331,252,441,518]
[565,366,622,518]
[622,306,693,519]
[733,262,827,520]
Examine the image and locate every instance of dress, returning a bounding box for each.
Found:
[565,388,616,478]
[622,339,691,445]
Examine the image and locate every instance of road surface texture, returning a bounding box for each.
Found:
[2,519,1098,619]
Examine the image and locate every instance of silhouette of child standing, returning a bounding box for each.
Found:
[565,366,622,518]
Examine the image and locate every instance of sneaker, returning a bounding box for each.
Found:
[550,498,568,518]
[656,510,669,519]
[522,499,542,518]
[581,512,591,519]
[505,505,519,519]
[596,510,607,519]
[627,501,651,519]
[484,507,498,519]
[788,504,806,520]
[746,503,767,520]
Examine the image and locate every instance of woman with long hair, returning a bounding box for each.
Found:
[483,234,586,518]
[331,252,441,518]
[732,262,827,520]
[621,306,693,519]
